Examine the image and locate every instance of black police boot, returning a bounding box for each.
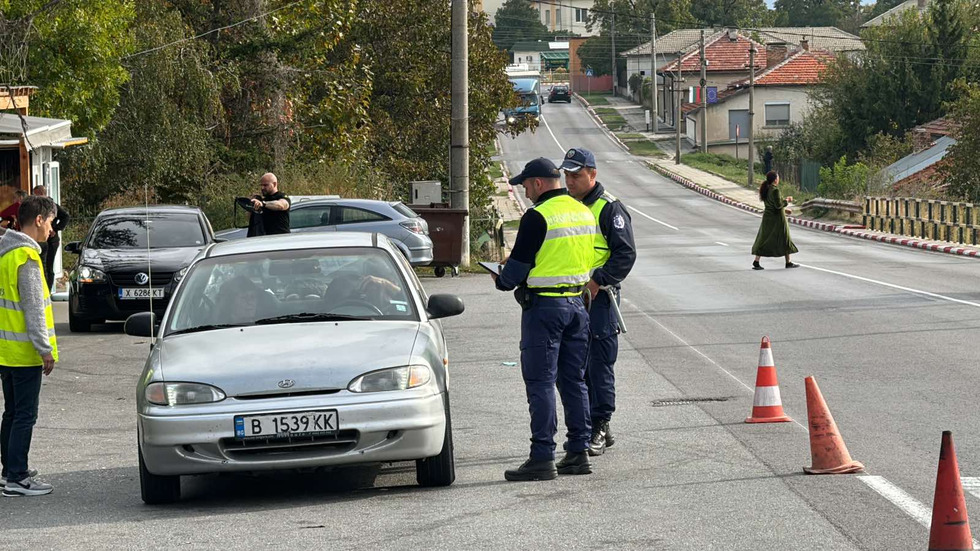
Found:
[556,451,592,475]
[587,421,608,456]
[604,421,616,448]
[504,457,557,482]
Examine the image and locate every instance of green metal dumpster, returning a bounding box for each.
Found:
[408,204,468,277]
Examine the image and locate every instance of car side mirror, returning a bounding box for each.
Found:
[64,241,81,255]
[125,312,158,338]
[214,237,227,243]
[426,294,465,320]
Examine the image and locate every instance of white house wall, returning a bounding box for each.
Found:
[704,86,814,147]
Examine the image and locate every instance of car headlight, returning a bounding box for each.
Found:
[77,266,106,284]
[145,382,226,406]
[506,116,517,124]
[174,267,189,283]
[348,365,431,393]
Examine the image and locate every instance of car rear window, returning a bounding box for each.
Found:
[89,214,205,249]
[392,202,420,219]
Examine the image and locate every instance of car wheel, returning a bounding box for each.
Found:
[434,266,446,278]
[139,445,180,504]
[68,307,91,333]
[416,393,455,487]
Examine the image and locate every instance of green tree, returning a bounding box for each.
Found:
[492,0,548,53]
[772,0,856,27]
[1,0,135,135]
[941,82,980,202]
[579,0,695,77]
[691,0,773,27]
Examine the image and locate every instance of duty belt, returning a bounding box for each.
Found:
[527,285,585,296]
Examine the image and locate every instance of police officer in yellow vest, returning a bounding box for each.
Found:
[561,148,636,456]
[0,195,58,497]
[492,158,598,481]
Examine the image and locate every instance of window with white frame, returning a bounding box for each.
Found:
[545,9,550,25]
[556,8,561,26]
[575,8,589,22]
[765,102,791,127]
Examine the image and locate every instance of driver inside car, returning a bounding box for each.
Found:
[323,257,405,314]
[215,275,276,324]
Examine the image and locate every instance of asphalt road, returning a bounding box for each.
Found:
[1,98,978,550]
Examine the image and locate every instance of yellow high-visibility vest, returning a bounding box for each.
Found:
[526,194,597,297]
[587,192,619,269]
[0,245,58,366]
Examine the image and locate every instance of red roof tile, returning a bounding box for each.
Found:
[662,34,766,73]
[754,50,834,86]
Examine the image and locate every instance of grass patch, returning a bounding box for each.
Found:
[579,92,611,106]
[488,162,503,180]
[616,133,645,140]
[624,140,665,157]
[597,113,627,128]
[682,152,763,189]
[503,219,521,230]
[680,152,816,202]
[593,107,618,115]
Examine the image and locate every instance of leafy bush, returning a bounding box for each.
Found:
[817,156,871,200]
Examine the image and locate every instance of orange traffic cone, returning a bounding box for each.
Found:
[745,336,792,423]
[803,376,864,474]
[928,431,974,550]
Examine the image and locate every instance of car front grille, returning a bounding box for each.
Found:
[220,430,359,458]
[109,271,173,286]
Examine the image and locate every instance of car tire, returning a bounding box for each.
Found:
[434,266,446,278]
[416,393,455,487]
[139,445,181,504]
[68,307,91,333]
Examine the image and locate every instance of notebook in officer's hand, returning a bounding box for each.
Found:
[478,261,502,275]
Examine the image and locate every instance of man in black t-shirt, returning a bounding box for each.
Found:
[247,173,291,236]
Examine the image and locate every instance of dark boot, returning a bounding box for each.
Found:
[504,458,557,482]
[556,451,592,475]
[604,421,616,448]
[587,421,608,456]
[752,260,764,270]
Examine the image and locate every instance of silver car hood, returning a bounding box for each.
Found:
[158,322,421,396]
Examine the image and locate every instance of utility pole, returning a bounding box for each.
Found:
[651,13,658,132]
[747,46,757,189]
[450,0,469,267]
[611,13,617,97]
[675,66,683,164]
[699,30,707,154]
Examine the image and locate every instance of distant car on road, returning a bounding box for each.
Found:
[216,197,434,266]
[548,85,571,103]
[126,232,465,503]
[65,206,217,332]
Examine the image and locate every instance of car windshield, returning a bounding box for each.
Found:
[520,92,539,106]
[166,247,417,334]
[89,215,205,249]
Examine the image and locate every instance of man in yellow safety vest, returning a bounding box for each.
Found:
[492,157,598,481]
[0,195,59,497]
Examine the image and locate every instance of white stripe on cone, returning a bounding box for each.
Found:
[752,385,782,407]
[758,347,774,367]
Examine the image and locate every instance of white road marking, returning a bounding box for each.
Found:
[715,241,730,247]
[539,115,566,154]
[962,477,980,501]
[799,263,980,309]
[627,205,679,231]
[621,299,809,431]
[860,475,980,548]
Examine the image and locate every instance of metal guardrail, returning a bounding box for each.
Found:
[800,198,862,214]
[863,196,980,245]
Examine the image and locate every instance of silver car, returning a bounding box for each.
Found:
[125,232,464,504]
[215,197,434,266]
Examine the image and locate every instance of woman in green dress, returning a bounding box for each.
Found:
[752,171,799,270]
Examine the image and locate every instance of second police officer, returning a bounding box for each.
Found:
[492,158,598,481]
[560,148,637,456]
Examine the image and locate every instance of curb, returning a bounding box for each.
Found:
[495,138,525,216]
[573,93,631,153]
[648,162,980,258]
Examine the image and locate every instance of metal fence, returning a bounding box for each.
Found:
[864,196,980,245]
[774,160,820,193]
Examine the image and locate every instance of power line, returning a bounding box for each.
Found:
[122,0,307,60]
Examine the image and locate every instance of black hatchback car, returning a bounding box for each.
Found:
[65,206,217,332]
[548,85,571,103]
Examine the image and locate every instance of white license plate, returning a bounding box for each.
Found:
[234,410,338,439]
[118,288,165,300]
